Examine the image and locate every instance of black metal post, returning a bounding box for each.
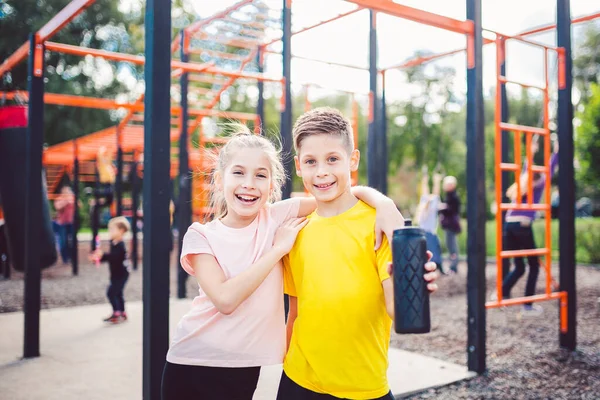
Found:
[72,143,79,276]
[23,34,44,359]
[557,0,576,350]
[466,0,486,374]
[368,10,380,191]
[130,156,139,271]
[257,46,265,132]
[177,33,191,299]
[280,0,293,199]
[143,0,171,397]
[116,128,123,217]
[380,70,388,195]
[500,38,511,279]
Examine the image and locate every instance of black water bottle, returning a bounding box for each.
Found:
[392,220,431,334]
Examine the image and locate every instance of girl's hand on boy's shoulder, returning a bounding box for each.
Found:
[374,198,404,251]
[386,251,439,293]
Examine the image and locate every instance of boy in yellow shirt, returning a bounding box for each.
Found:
[279,108,439,400]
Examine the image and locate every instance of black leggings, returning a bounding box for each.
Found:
[502,221,540,305]
[276,371,395,400]
[161,361,260,400]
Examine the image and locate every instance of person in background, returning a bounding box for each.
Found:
[415,166,443,273]
[90,216,131,324]
[439,175,461,274]
[54,185,75,264]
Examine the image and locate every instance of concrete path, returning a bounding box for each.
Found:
[0,300,474,399]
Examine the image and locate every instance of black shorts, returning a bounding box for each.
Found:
[276,370,395,400]
[161,361,260,400]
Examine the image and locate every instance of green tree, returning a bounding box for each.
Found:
[575,83,600,199]
[573,24,600,103]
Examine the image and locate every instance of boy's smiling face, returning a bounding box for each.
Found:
[294,134,360,204]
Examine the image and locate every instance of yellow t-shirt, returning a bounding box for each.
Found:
[283,200,392,399]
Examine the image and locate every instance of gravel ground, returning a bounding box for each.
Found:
[1,241,599,399]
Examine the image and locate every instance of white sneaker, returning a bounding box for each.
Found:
[521,304,543,317]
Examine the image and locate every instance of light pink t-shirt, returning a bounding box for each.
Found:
[166,199,301,367]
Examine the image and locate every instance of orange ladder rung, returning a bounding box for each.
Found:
[499,122,549,135]
[500,248,550,258]
[530,165,546,173]
[498,76,546,91]
[499,203,550,211]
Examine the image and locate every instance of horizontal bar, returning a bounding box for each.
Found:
[518,12,600,37]
[486,292,565,309]
[345,0,473,35]
[499,76,545,91]
[531,165,547,173]
[383,48,464,71]
[8,92,258,120]
[38,0,96,41]
[499,122,548,135]
[500,248,550,258]
[499,163,518,171]
[263,50,368,71]
[488,29,560,51]
[46,42,217,74]
[499,203,550,211]
[264,7,364,47]
[0,42,30,77]
[188,47,248,62]
[193,33,259,50]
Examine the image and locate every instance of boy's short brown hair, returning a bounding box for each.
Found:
[292,107,354,154]
[108,216,130,233]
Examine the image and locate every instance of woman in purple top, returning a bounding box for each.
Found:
[502,135,559,315]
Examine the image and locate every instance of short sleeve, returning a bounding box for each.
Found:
[282,255,297,296]
[180,223,213,276]
[269,198,302,227]
[376,236,392,282]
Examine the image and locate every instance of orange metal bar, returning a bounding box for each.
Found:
[304,85,311,112]
[194,32,260,50]
[188,48,248,62]
[499,163,518,171]
[486,292,565,309]
[498,203,550,212]
[0,0,96,76]
[345,0,473,35]
[500,248,549,258]
[383,48,464,71]
[38,0,97,40]
[543,48,552,297]
[188,75,229,85]
[526,133,533,205]
[486,29,560,51]
[498,76,545,91]
[514,130,522,204]
[193,31,263,48]
[495,38,504,302]
[500,122,548,136]
[558,48,567,90]
[264,7,364,47]
[46,41,223,75]
[517,11,600,37]
[351,94,359,186]
[0,42,29,77]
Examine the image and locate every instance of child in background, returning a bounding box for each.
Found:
[162,125,404,400]
[90,216,131,324]
[439,175,461,274]
[279,108,438,399]
[415,167,443,273]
